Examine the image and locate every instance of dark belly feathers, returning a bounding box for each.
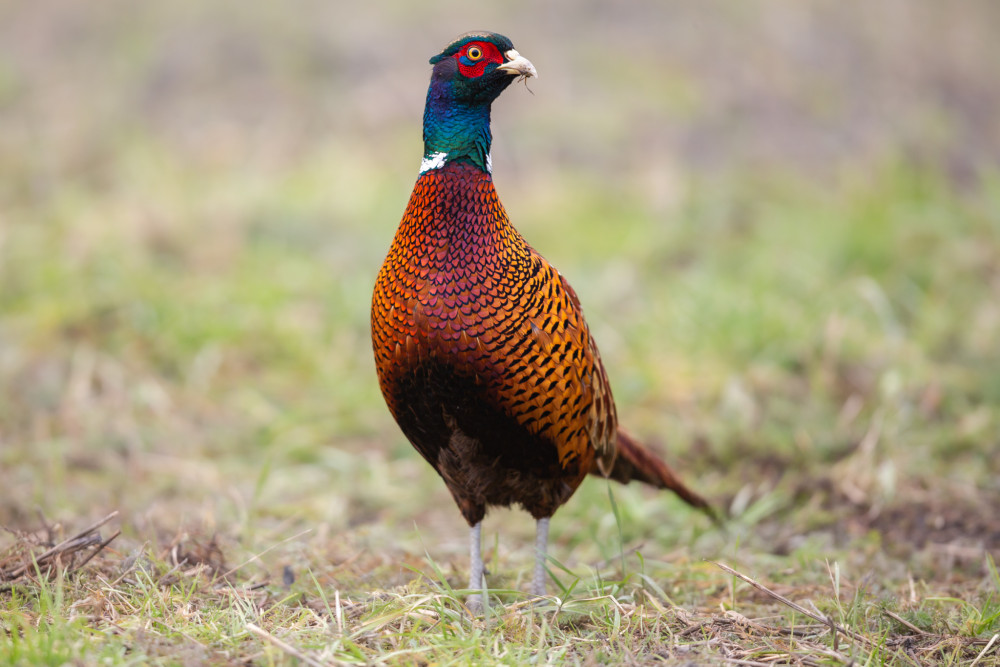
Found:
[371,163,616,525]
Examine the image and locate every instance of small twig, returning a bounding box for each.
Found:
[673,637,722,649]
[882,609,929,636]
[970,633,999,667]
[71,529,121,573]
[807,645,854,665]
[3,511,119,579]
[718,658,773,667]
[679,620,714,637]
[710,560,872,646]
[769,624,832,637]
[803,598,840,651]
[246,622,332,667]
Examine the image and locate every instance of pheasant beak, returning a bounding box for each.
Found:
[497,49,537,79]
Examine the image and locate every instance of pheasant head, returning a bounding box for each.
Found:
[422,31,537,175]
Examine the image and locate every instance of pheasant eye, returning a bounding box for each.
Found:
[466,46,483,60]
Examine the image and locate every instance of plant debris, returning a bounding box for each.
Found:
[1,511,120,591]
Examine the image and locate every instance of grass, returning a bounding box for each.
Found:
[3,1,1000,665]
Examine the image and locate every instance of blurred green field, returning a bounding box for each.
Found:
[2,1,999,664]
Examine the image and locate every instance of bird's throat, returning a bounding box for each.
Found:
[421,88,493,174]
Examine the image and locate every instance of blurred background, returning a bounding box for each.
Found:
[1,0,998,579]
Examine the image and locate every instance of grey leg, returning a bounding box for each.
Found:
[531,517,550,597]
[466,522,485,612]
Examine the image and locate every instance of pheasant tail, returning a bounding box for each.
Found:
[603,429,719,523]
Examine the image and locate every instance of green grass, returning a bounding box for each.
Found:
[4,141,998,665]
[3,2,1000,664]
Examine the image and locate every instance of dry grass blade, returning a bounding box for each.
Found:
[970,633,999,667]
[882,609,929,636]
[710,560,872,647]
[1,511,120,587]
[246,622,337,667]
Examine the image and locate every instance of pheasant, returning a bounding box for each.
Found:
[371,31,714,606]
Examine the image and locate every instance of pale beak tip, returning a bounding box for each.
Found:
[499,49,537,79]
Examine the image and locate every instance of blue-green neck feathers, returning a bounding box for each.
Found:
[422,81,493,174]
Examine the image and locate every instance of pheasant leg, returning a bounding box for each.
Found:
[531,517,549,597]
[467,521,485,612]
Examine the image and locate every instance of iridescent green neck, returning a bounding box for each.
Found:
[421,81,492,174]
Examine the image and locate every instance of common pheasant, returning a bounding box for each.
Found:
[371,31,714,606]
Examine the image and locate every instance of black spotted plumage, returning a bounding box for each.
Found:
[370,31,713,605]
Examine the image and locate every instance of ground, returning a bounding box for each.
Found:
[2,1,999,665]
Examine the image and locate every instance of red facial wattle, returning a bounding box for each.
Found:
[454,41,503,78]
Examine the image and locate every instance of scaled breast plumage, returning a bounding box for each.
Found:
[371,161,617,477]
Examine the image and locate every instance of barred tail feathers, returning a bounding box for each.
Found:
[601,428,719,523]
